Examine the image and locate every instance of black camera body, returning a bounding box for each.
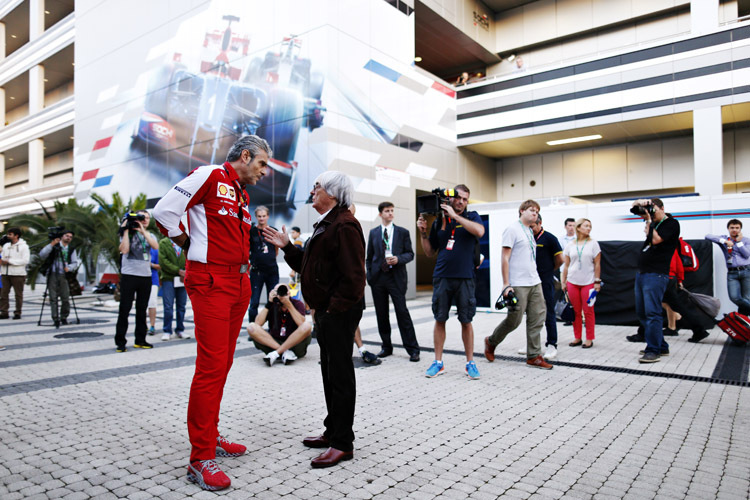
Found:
[630,203,655,217]
[0,235,9,247]
[495,290,519,311]
[273,285,289,304]
[122,212,146,231]
[417,188,456,215]
[48,226,65,240]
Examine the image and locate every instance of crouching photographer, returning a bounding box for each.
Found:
[39,228,80,327]
[247,283,312,366]
[631,198,680,363]
[115,210,159,352]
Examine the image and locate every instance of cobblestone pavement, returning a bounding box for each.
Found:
[1,287,749,499]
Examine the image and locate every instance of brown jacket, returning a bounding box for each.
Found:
[283,205,365,313]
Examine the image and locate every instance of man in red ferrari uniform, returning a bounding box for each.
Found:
[153,135,271,491]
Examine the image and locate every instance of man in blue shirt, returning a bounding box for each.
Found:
[417,184,485,380]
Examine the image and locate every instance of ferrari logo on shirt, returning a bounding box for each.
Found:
[217,182,236,201]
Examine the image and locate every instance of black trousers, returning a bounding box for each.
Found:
[115,274,152,348]
[371,274,420,356]
[315,305,362,452]
[662,279,711,334]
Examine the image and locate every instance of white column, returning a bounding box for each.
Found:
[693,107,723,196]
[0,88,5,127]
[0,23,5,60]
[29,0,45,40]
[691,0,719,35]
[0,153,5,196]
[29,65,44,114]
[28,138,44,189]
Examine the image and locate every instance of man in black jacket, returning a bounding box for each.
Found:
[366,201,419,361]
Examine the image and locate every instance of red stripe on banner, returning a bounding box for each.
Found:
[81,169,99,181]
[431,81,456,98]
[93,137,113,151]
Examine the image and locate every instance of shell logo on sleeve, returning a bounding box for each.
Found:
[217,182,236,201]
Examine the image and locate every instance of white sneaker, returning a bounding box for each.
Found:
[161,333,171,341]
[281,351,298,365]
[263,351,280,366]
[171,331,183,339]
[543,345,558,360]
[181,332,192,339]
[517,347,527,355]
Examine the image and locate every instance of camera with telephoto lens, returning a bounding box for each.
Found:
[495,289,519,311]
[417,188,456,215]
[273,285,289,304]
[630,203,655,217]
[48,226,65,240]
[122,212,146,231]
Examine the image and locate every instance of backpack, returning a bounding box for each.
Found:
[677,238,699,272]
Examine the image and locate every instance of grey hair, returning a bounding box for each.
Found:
[254,205,269,216]
[315,171,354,208]
[226,135,272,162]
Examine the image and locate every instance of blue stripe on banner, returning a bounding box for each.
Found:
[619,209,750,222]
[364,59,400,82]
[93,175,113,188]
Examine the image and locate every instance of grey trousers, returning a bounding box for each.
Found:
[48,273,70,321]
[488,284,546,359]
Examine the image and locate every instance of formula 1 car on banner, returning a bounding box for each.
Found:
[132,17,324,208]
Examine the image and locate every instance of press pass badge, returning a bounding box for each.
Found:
[446,238,455,250]
[279,326,287,337]
[262,244,269,254]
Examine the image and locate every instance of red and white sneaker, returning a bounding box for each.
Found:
[216,435,247,457]
[186,459,231,491]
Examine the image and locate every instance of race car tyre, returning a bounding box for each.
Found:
[259,87,304,164]
[144,63,186,119]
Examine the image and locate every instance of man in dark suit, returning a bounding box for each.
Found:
[263,170,365,469]
[366,201,420,362]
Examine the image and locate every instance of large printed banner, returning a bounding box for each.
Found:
[74,0,457,228]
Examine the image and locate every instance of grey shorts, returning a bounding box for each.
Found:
[432,277,476,324]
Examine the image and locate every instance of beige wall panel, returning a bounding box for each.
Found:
[662,137,693,188]
[735,128,750,183]
[523,0,557,46]
[495,7,525,53]
[635,13,680,43]
[723,130,736,184]
[560,36,594,63]
[522,155,544,199]
[627,141,663,191]
[633,0,684,18]
[563,149,594,195]
[557,0,594,38]
[529,43,563,68]
[459,148,497,203]
[501,157,524,201]
[542,153,564,197]
[597,25,637,54]
[593,145,627,194]
[676,10,691,32]
[592,0,632,26]
[496,159,504,200]
[719,0,739,23]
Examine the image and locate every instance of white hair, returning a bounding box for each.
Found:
[315,171,354,208]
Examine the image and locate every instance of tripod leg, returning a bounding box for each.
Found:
[71,294,80,324]
[38,282,49,326]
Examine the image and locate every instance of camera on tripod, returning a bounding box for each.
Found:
[122,211,146,231]
[273,285,289,304]
[48,226,65,240]
[495,289,519,311]
[416,188,456,215]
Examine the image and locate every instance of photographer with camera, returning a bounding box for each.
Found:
[484,200,553,370]
[631,198,680,363]
[115,210,159,352]
[39,229,80,327]
[247,283,312,366]
[417,184,485,380]
[0,227,30,320]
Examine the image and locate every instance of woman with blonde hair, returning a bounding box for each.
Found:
[561,218,601,348]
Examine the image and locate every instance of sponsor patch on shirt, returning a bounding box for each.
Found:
[218,207,228,216]
[174,186,192,198]
[216,182,236,201]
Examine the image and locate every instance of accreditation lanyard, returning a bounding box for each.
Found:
[137,233,149,261]
[446,218,456,250]
[575,239,588,269]
[519,221,536,262]
[279,311,288,337]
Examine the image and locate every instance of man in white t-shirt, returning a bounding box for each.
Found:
[484,200,553,369]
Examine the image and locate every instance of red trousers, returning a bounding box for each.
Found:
[567,282,596,341]
[185,269,251,462]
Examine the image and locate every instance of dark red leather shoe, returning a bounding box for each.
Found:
[302,434,330,448]
[311,447,353,468]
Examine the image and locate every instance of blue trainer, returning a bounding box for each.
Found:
[425,360,444,378]
[465,361,481,380]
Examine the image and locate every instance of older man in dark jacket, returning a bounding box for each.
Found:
[263,170,366,469]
